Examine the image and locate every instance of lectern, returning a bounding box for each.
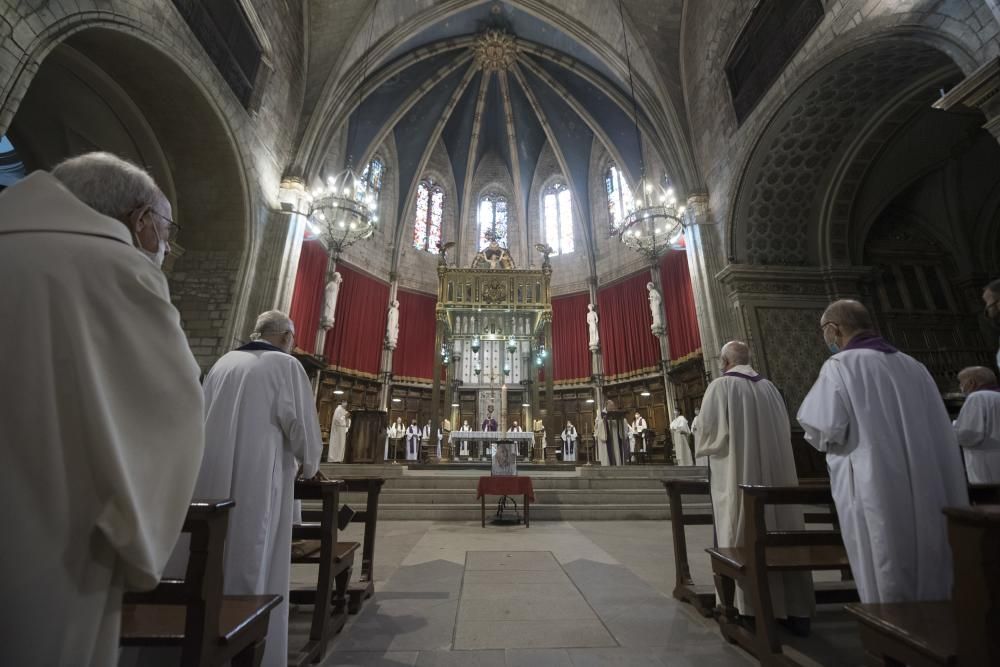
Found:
[345,409,388,464]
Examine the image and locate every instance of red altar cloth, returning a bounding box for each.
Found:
[476,476,535,502]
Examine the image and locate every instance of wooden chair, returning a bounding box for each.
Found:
[290,479,358,666]
[707,484,856,666]
[661,478,716,616]
[846,504,1000,666]
[120,499,281,667]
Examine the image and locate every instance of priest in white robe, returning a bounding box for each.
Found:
[459,419,472,457]
[188,310,322,667]
[669,410,694,465]
[0,155,204,667]
[631,411,647,457]
[561,421,578,462]
[405,419,421,461]
[327,400,350,462]
[594,412,610,466]
[798,300,968,604]
[691,407,708,466]
[509,420,524,456]
[697,341,814,626]
[386,416,404,460]
[955,366,1000,483]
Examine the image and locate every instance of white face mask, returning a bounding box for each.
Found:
[134,220,166,268]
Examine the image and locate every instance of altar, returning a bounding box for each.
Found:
[426,233,557,457]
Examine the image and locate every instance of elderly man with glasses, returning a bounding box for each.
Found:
[0,152,204,666]
[798,299,968,605]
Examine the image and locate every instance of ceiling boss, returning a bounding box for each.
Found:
[474,30,517,71]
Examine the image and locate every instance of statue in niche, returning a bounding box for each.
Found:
[646,282,664,333]
[385,299,400,349]
[586,303,599,350]
[471,230,515,270]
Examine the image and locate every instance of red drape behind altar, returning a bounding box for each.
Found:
[551,292,591,384]
[392,290,437,382]
[597,271,661,381]
[659,250,702,362]
[288,239,328,354]
[323,262,389,378]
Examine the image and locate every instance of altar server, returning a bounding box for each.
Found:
[509,420,523,432]
[697,341,814,627]
[669,410,693,465]
[192,310,322,666]
[631,411,647,456]
[955,366,1000,483]
[0,154,203,667]
[561,420,578,462]
[459,419,472,457]
[327,400,350,462]
[798,300,967,604]
[386,416,404,460]
[405,419,421,461]
[422,418,432,456]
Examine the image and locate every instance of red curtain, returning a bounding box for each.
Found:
[324,262,389,377]
[659,250,702,362]
[551,292,591,383]
[392,290,437,382]
[288,239,328,354]
[597,271,661,381]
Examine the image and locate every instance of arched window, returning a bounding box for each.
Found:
[413,179,444,251]
[478,192,508,249]
[542,183,574,255]
[357,156,384,206]
[605,164,634,231]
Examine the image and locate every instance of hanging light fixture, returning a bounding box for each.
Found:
[614,0,686,259]
[306,0,380,257]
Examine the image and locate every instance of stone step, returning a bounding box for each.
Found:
[339,489,677,505]
[370,502,711,521]
[369,477,671,490]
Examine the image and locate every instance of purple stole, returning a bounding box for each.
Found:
[842,332,898,354]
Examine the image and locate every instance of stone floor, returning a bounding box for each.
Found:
[290,520,864,666]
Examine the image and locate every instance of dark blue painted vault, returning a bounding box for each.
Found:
[342,0,649,233]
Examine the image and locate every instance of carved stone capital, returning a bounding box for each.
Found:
[684,193,711,224]
[934,57,1000,140]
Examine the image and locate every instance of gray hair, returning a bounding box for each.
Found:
[51,152,164,221]
[720,340,750,366]
[986,278,1000,296]
[822,299,874,335]
[250,310,293,340]
[959,366,997,387]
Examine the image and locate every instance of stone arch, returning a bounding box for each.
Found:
[729,33,966,268]
[4,24,252,370]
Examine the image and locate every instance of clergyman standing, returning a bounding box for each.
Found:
[955,366,1000,484]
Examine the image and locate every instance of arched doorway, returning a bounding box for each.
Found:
[5,27,250,371]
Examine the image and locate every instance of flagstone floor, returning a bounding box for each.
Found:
[290,521,864,666]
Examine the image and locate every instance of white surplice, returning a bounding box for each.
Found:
[405,424,421,460]
[459,423,472,455]
[797,346,968,604]
[691,414,708,466]
[670,415,694,465]
[954,388,1000,484]
[696,365,814,618]
[561,426,578,461]
[187,345,322,667]
[0,172,205,667]
[328,404,349,462]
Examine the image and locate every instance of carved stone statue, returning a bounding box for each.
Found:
[586,303,599,350]
[320,271,342,329]
[385,299,400,349]
[646,281,664,333]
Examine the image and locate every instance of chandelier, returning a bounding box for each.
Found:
[306,168,377,257]
[618,178,686,259]
[614,0,686,259]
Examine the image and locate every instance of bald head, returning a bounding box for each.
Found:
[822,300,873,335]
[720,341,750,371]
[958,366,997,394]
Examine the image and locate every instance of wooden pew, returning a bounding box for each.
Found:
[290,479,358,666]
[120,499,281,667]
[661,478,716,616]
[706,484,856,666]
[339,477,385,613]
[846,493,1000,666]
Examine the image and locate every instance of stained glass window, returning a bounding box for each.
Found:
[542,183,574,255]
[605,164,634,231]
[357,157,384,206]
[413,179,444,251]
[478,193,508,249]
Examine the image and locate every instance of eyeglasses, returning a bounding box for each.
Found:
[146,209,182,242]
[820,321,838,332]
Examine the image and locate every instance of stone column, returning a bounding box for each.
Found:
[684,194,729,374]
[934,57,1000,144]
[543,315,555,460]
[314,253,338,356]
[648,263,679,417]
[587,278,604,409]
[378,274,399,411]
